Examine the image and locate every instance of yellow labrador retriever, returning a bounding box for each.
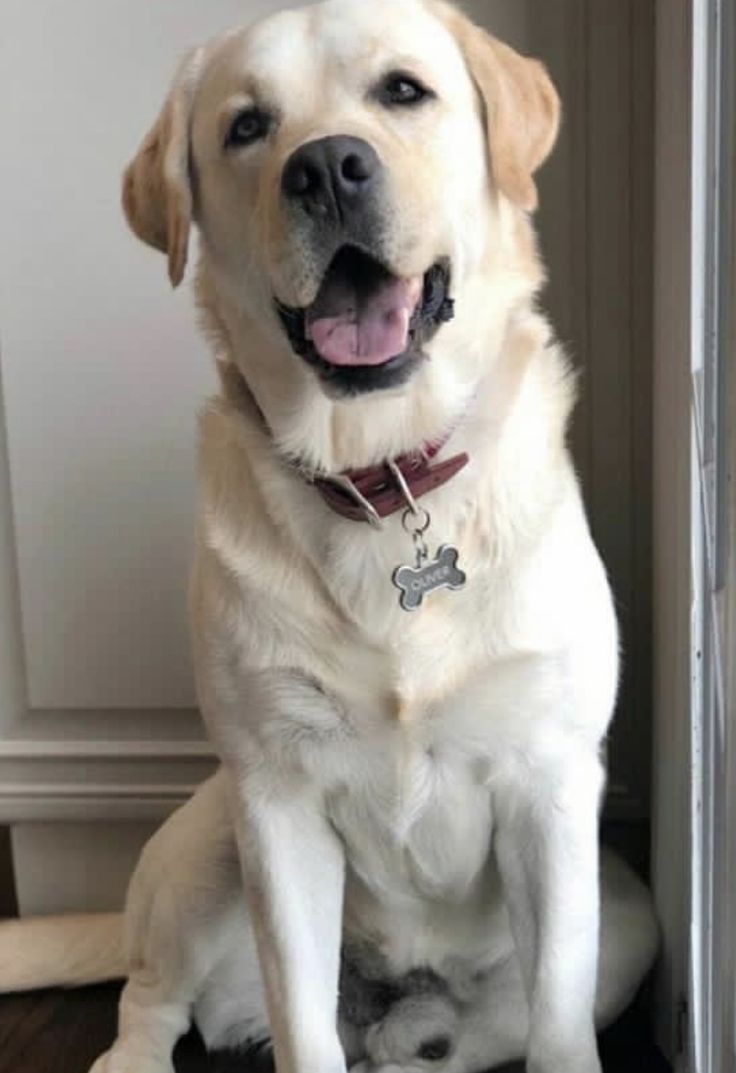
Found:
[0,2,658,1072]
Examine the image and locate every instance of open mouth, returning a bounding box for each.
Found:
[276,247,454,396]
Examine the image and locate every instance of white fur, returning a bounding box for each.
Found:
[0,3,659,1073]
[78,773,656,1073]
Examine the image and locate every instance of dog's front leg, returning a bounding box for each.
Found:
[198,654,348,1073]
[493,743,605,1073]
[227,769,347,1073]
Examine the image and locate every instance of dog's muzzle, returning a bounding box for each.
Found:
[277,248,454,398]
[276,135,454,397]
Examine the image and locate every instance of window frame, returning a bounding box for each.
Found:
[688,0,735,1070]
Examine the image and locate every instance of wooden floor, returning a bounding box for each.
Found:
[0,983,670,1073]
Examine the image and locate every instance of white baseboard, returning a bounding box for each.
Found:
[0,709,217,824]
[11,821,159,915]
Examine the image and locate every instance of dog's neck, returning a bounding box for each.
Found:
[217,359,471,525]
[196,259,529,475]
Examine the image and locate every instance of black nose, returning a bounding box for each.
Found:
[282,136,380,220]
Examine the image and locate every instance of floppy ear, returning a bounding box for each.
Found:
[433,2,560,212]
[122,49,204,287]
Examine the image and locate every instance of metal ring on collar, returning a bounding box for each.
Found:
[401,506,431,536]
[388,459,422,516]
[325,474,383,529]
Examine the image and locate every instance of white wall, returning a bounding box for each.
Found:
[0,1,276,710]
[12,821,158,915]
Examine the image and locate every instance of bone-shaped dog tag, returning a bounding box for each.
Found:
[392,545,466,612]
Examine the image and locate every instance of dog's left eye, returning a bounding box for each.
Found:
[378,72,434,107]
[225,108,271,149]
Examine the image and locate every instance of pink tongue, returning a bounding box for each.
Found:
[307,277,422,367]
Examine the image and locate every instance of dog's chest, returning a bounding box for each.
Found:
[325,722,493,905]
[312,587,509,903]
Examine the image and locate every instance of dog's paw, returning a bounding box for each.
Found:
[350,1065,423,1073]
[87,1049,175,1073]
[529,1064,602,1073]
[87,1052,112,1073]
[529,1062,602,1073]
[528,1043,602,1073]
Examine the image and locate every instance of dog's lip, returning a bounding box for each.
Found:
[275,251,454,377]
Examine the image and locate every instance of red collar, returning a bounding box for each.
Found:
[312,443,469,526]
[219,362,469,527]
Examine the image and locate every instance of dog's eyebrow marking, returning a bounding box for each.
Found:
[374,56,437,85]
[219,81,273,116]
[217,91,282,146]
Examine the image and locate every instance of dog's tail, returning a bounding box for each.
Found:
[0,913,126,992]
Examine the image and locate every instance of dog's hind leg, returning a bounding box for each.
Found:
[88,969,190,1073]
[89,771,264,1073]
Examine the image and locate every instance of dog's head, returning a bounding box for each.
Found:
[123,0,559,460]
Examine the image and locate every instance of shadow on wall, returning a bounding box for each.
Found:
[0,828,18,918]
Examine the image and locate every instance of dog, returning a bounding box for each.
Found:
[0,2,659,1072]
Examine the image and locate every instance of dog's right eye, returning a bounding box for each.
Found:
[377,72,435,108]
[225,108,271,149]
